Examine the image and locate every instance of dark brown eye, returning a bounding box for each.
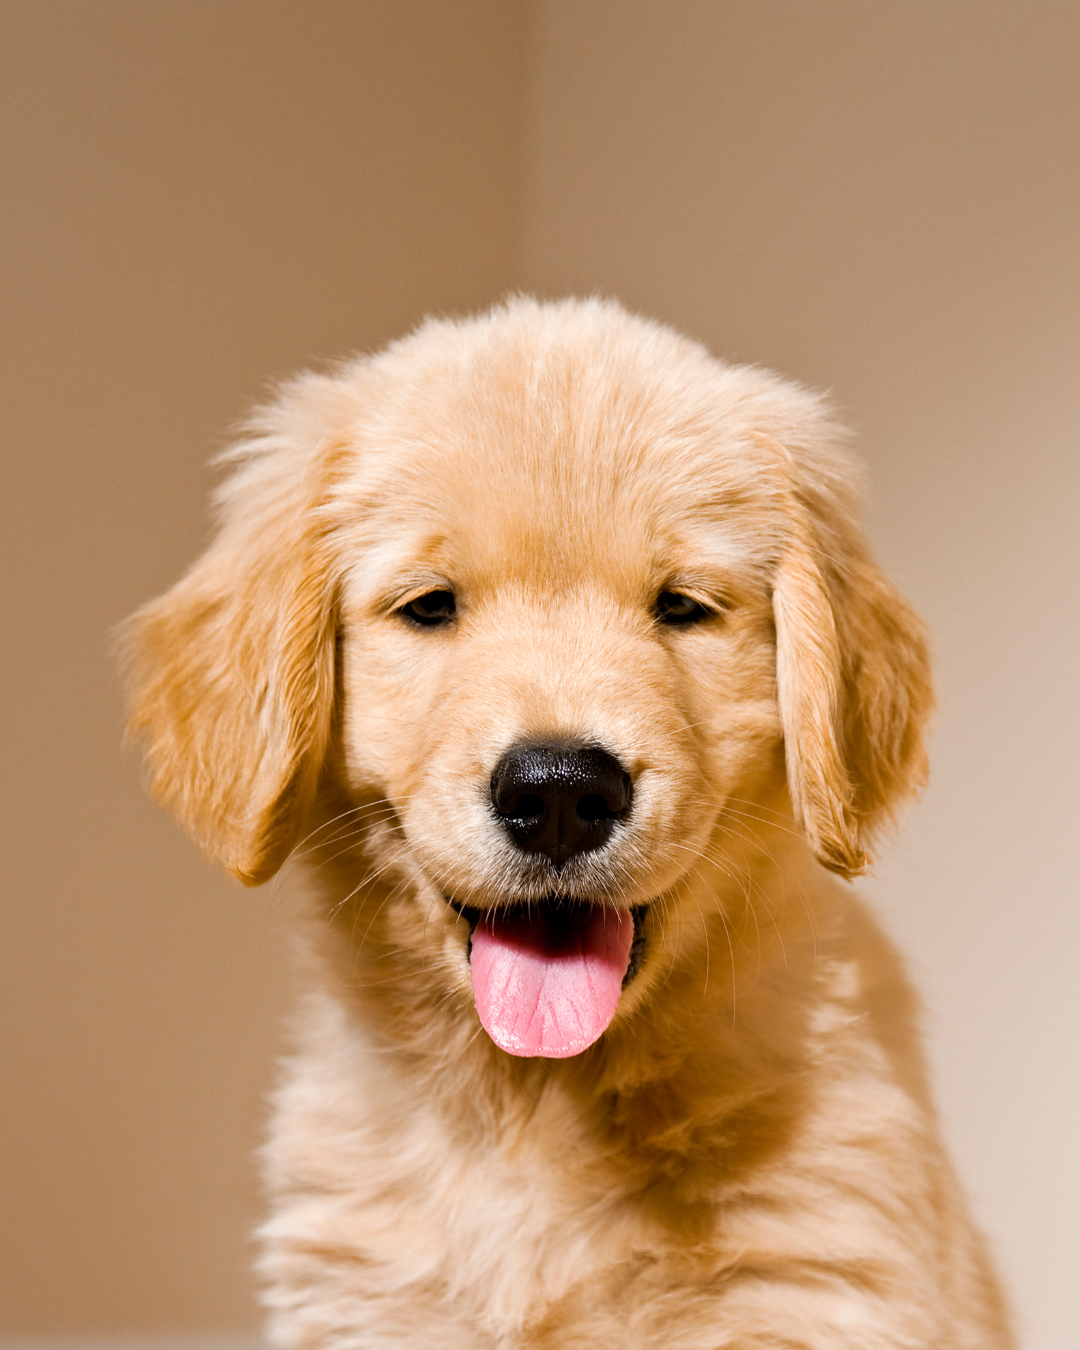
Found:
[655,591,711,625]
[400,590,456,627]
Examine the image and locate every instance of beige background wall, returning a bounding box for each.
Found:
[2,3,1076,1347]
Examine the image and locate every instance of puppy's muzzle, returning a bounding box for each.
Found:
[489,743,632,870]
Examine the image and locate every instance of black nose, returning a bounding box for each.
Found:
[489,744,632,869]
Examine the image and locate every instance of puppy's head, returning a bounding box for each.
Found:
[124,298,932,1055]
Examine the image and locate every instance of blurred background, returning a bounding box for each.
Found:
[2,3,1077,1347]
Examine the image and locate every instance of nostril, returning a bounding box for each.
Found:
[490,771,545,820]
[506,792,544,821]
[577,791,616,822]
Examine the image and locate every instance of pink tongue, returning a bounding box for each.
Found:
[470,905,633,1058]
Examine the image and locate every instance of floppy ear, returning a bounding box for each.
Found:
[771,456,934,878]
[122,397,342,886]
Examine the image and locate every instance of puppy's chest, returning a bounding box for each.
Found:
[273,1056,706,1336]
[381,1089,664,1321]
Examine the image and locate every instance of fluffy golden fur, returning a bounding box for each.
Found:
[124,298,1011,1347]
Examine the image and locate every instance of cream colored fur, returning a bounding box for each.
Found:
[124,298,1012,1348]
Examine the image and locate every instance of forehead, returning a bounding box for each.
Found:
[329,312,786,595]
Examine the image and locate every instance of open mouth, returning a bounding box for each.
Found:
[448,897,648,1059]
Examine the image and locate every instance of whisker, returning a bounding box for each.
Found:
[295,803,401,859]
[288,800,391,859]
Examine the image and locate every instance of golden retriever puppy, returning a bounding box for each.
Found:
[125,298,1012,1348]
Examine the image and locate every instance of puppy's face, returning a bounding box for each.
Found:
[337,429,782,914]
[125,300,932,1059]
[315,324,820,1058]
[330,386,789,1051]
